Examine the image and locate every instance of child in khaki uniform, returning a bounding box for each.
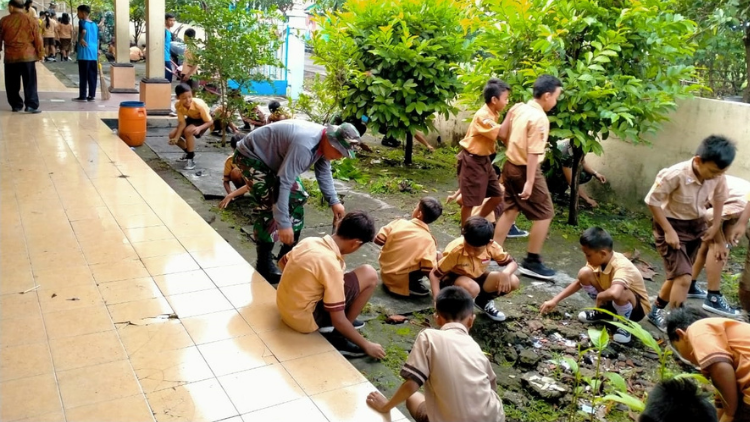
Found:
[494,75,563,281]
[222,134,246,196]
[376,197,443,297]
[668,308,750,422]
[366,287,505,422]
[540,227,651,344]
[645,135,736,332]
[430,217,520,322]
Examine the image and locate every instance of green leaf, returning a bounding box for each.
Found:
[603,392,645,412]
[588,327,609,350]
[578,74,595,82]
[673,373,711,385]
[604,372,627,393]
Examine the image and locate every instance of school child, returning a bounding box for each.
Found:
[729,191,750,314]
[365,286,505,422]
[493,75,563,281]
[222,133,247,196]
[456,78,513,226]
[539,227,651,344]
[667,307,750,422]
[639,377,718,422]
[267,100,293,123]
[429,216,520,322]
[240,102,267,130]
[691,175,750,317]
[645,135,736,332]
[168,83,214,170]
[73,5,98,101]
[276,211,385,359]
[375,197,443,297]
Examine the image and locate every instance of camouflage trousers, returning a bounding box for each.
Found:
[233,151,308,243]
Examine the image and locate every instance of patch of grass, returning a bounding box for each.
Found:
[550,202,653,246]
[382,344,409,376]
[305,180,330,210]
[721,271,742,305]
[502,400,561,422]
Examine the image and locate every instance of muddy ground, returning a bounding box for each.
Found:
[132,127,747,422]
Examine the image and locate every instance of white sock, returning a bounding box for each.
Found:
[581,284,598,300]
[612,302,634,320]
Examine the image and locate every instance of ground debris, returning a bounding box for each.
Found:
[385,315,408,324]
[521,372,569,400]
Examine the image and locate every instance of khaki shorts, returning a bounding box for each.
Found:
[313,272,360,329]
[653,218,706,280]
[502,161,554,221]
[457,150,503,208]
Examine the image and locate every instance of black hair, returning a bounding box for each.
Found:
[10,0,25,9]
[175,83,192,97]
[483,78,510,104]
[230,133,243,150]
[436,286,474,321]
[462,216,494,247]
[165,12,175,20]
[45,12,50,28]
[268,100,281,113]
[533,74,563,99]
[60,13,70,24]
[579,227,614,251]
[184,28,196,39]
[335,211,376,243]
[638,378,717,422]
[332,113,367,136]
[23,0,30,9]
[77,5,90,14]
[695,135,737,170]
[418,197,443,224]
[666,307,708,342]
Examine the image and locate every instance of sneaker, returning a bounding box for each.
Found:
[687,283,707,299]
[409,279,430,297]
[703,293,742,318]
[324,334,366,358]
[11,108,21,112]
[177,153,188,162]
[519,259,555,281]
[613,328,631,344]
[185,159,196,170]
[318,319,365,334]
[647,306,667,333]
[24,108,41,114]
[86,97,95,102]
[577,309,611,323]
[507,224,529,239]
[72,97,86,102]
[476,299,506,322]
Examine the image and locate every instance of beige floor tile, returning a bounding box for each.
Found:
[33,266,95,290]
[0,291,40,320]
[107,296,174,324]
[219,363,305,414]
[256,325,335,362]
[57,360,141,409]
[99,277,163,305]
[240,397,329,422]
[82,242,139,266]
[44,305,114,340]
[132,238,187,259]
[204,264,258,287]
[152,270,215,296]
[0,373,62,422]
[0,268,35,295]
[49,330,127,371]
[282,350,367,395]
[310,382,406,422]
[124,226,174,243]
[166,289,233,318]
[90,258,150,283]
[0,312,47,347]
[220,281,277,309]
[15,409,66,422]
[38,284,103,313]
[147,378,238,422]
[115,212,164,230]
[143,253,200,276]
[130,346,214,393]
[198,334,276,377]
[190,248,248,269]
[65,205,113,222]
[0,342,53,382]
[29,249,88,270]
[182,309,255,345]
[118,319,194,357]
[64,394,155,422]
[176,234,227,253]
[108,202,154,219]
[237,301,285,333]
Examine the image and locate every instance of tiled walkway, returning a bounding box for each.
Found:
[0,64,404,422]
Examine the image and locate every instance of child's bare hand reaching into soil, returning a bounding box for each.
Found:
[539,299,557,315]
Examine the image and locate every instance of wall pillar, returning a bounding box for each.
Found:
[139,0,171,115]
[285,2,306,100]
[110,0,137,93]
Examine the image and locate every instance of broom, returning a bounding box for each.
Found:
[98,61,111,100]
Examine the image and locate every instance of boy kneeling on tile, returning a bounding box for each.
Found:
[375,197,443,297]
[540,227,650,344]
[429,216,520,322]
[276,211,385,359]
[366,286,505,422]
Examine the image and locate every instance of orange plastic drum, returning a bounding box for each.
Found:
[118,101,147,147]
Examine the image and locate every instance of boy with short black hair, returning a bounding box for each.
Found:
[267,100,293,123]
[222,133,246,196]
[639,377,718,422]
[73,4,98,102]
[277,211,385,359]
[164,13,176,81]
[376,197,443,297]
[494,74,563,281]
[540,227,651,344]
[667,307,750,422]
[646,135,736,332]
[169,83,213,170]
[365,286,505,422]
[430,216,520,322]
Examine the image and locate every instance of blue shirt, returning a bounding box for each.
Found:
[77,20,98,61]
[164,29,172,62]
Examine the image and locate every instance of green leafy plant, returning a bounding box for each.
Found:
[331,158,367,183]
[292,74,341,124]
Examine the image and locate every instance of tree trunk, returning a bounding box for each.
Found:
[404,132,413,165]
[744,25,750,103]
[567,144,584,226]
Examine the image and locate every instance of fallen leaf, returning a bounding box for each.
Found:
[386,315,408,324]
[635,261,656,280]
[51,293,57,298]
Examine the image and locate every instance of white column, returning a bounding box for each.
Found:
[145,0,165,79]
[114,0,129,64]
[285,2,306,100]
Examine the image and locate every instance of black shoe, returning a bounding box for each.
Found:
[381,136,401,148]
[519,258,555,280]
[256,241,282,284]
[11,107,21,112]
[24,108,41,114]
[409,279,430,297]
[72,97,86,102]
[577,309,612,323]
[323,332,366,358]
[687,284,707,299]
[86,97,95,102]
[318,319,365,334]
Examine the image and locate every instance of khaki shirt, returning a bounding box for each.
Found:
[435,237,512,279]
[586,252,651,313]
[401,323,505,422]
[176,98,212,124]
[375,218,437,296]
[276,235,346,333]
[222,155,237,182]
[459,104,500,156]
[687,318,750,405]
[41,18,56,38]
[707,175,750,220]
[505,100,548,166]
[644,159,728,221]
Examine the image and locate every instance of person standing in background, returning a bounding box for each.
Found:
[73,4,98,102]
[0,0,44,113]
[164,13,175,81]
[41,8,56,61]
[23,0,37,19]
[56,13,73,62]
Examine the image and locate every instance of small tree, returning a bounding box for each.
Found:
[464,0,699,225]
[181,0,283,146]
[315,0,472,164]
